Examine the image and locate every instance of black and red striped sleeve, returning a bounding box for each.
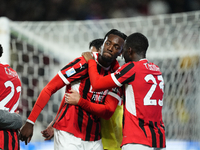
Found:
[58,56,88,84]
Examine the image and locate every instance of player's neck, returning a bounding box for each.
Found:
[133,54,145,62]
[98,57,112,68]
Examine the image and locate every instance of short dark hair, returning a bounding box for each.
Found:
[89,38,104,50]
[125,32,149,56]
[0,44,3,57]
[104,29,127,41]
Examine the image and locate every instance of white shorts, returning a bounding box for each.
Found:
[54,129,103,150]
[122,143,166,150]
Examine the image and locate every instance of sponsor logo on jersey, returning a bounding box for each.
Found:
[65,67,76,77]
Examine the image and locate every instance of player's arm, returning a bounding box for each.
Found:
[83,52,135,92]
[27,74,65,124]
[87,59,117,91]
[66,89,119,120]
[40,95,66,141]
[19,74,65,145]
[0,110,22,130]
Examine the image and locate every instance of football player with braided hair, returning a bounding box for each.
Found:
[19,29,127,150]
[41,37,123,150]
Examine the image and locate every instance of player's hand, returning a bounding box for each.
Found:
[65,89,81,105]
[41,121,54,141]
[19,122,34,145]
[82,52,94,62]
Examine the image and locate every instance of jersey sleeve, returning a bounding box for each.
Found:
[111,62,136,85]
[87,59,117,91]
[27,57,88,124]
[87,59,135,91]
[77,94,119,120]
[77,84,123,120]
[58,57,88,84]
[0,110,22,130]
[27,74,65,124]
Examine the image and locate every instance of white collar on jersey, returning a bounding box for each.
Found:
[0,62,9,65]
[139,58,148,61]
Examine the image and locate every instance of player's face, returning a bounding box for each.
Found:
[101,34,124,62]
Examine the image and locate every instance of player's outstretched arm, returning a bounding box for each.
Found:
[19,74,65,145]
[0,110,22,130]
[65,89,118,120]
[19,122,33,145]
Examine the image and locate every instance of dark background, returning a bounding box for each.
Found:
[0,0,200,21]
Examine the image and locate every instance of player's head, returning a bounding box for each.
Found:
[123,32,149,63]
[89,39,104,53]
[0,44,3,58]
[100,29,127,63]
[103,29,127,42]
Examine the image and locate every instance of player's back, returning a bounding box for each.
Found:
[0,63,21,112]
[0,63,21,150]
[122,59,166,148]
[131,59,164,122]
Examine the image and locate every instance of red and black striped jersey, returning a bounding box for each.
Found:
[86,59,166,148]
[27,52,122,141]
[0,63,21,150]
[53,53,122,141]
[111,59,166,148]
[0,63,21,112]
[0,129,20,150]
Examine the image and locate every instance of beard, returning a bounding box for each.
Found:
[101,54,113,63]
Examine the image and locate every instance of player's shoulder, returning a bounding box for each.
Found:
[121,61,135,68]
[0,63,11,73]
[141,59,162,74]
[67,56,88,66]
[60,56,88,73]
[0,62,9,67]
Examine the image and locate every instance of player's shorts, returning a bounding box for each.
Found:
[54,129,103,150]
[122,144,166,150]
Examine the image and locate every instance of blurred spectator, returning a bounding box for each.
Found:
[148,0,170,15]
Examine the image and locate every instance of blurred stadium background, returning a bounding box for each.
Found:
[0,0,200,21]
[0,1,200,150]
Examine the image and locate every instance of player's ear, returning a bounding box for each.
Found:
[128,47,133,55]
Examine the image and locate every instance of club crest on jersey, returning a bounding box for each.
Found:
[66,67,76,77]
